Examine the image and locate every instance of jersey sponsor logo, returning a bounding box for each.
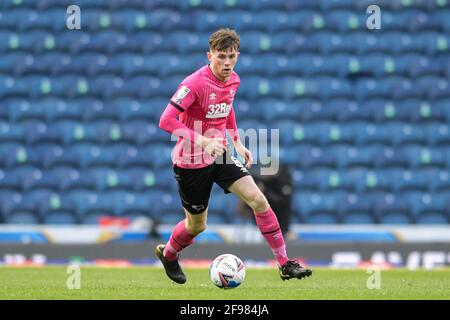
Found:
[206,103,232,119]
[172,85,190,105]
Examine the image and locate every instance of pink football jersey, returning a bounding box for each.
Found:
[166,65,240,168]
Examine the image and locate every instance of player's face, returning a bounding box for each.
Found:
[207,47,239,82]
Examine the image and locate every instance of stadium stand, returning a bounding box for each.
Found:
[0,0,449,224]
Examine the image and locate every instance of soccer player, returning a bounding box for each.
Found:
[156,28,312,284]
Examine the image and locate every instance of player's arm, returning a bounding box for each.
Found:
[226,107,253,169]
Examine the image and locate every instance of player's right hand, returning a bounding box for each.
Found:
[202,137,228,157]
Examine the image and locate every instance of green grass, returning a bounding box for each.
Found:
[0,266,449,300]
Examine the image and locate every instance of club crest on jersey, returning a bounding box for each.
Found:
[172,85,190,104]
[230,89,235,96]
[206,103,231,119]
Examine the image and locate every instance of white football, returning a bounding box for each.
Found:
[210,254,246,289]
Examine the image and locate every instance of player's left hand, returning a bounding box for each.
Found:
[236,145,253,170]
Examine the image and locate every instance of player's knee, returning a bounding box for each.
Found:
[247,192,269,213]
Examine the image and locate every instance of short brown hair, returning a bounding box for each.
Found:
[209,28,240,52]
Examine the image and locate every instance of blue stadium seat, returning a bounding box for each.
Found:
[39,193,77,222]
[316,169,355,192]
[122,98,165,122]
[0,170,21,191]
[295,99,325,121]
[160,191,183,217]
[322,98,356,121]
[397,99,445,122]
[3,196,39,223]
[326,10,366,32]
[42,145,78,169]
[117,146,154,169]
[126,32,165,54]
[415,214,448,224]
[356,170,393,193]
[5,212,40,224]
[89,168,133,191]
[379,212,412,224]
[114,192,152,217]
[254,10,291,33]
[80,213,106,225]
[122,120,167,144]
[406,192,447,223]
[353,32,390,54]
[44,212,78,224]
[295,145,337,169]
[336,145,380,169]
[154,168,176,191]
[387,122,427,146]
[239,76,282,100]
[4,144,42,168]
[69,191,115,218]
[426,123,450,146]
[73,144,118,169]
[316,32,355,54]
[374,193,412,224]
[403,146,446,169]
[43,99,83,122]
[240,31,279,54]
[208,191,227,218]
[52,168,96,191]
[291,169,321,191]
[355,78,390,101]
[385,76,427,100]
[20,168,58,192]
[352,123,391,146]
[127,168,156,191]
[338,193,375,224]
[0,121,24,143]
[373,147,410,169]
[320,0,353,10]
[8,99,45,122]
[293,192,337,221]
[419,76,450,100]
[391,170,428,192]
[427,169,450,192]
[304,212,339,224]
[24,121,64,145]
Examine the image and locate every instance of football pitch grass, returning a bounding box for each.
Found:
[0,266,449,300]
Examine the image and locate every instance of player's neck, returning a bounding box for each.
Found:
[208,64,229,83]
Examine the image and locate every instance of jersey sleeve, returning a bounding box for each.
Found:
[159,79,201,143]
[169,81,198,112]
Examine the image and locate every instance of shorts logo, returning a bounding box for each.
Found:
[206,103,231,119]
[172,85,190,104]
[230,156,248,173]
[192,204,205,211]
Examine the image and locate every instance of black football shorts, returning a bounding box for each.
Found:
[173,152,250,214]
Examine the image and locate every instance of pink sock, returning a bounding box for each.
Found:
[163,219,196,261]
[254,208,289,266]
